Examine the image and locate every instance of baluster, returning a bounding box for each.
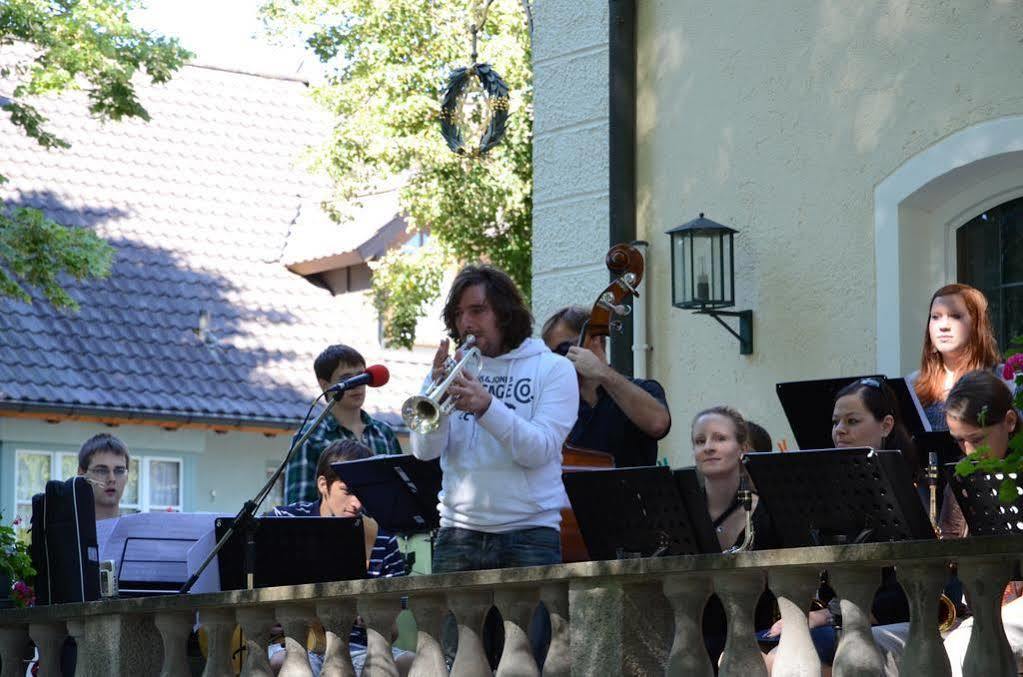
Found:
[276,606,315,677]
[0,625,31,677]
[358,597,401,677]
[540,583,569,677]
[829,566,884,677]
[662,573,714,677]
[715,569,768,677]
[235,607,275,677]
[155,611,195,677]
[407,593,448,677]
[897,562,951,676]
[958,557,1015,677]
[770,568,822,677]
[316,599,358,677]
[201,608,237,677]
[447,590,493,677]
[493,586,540,677]
[28,622,66,677]
[64,619,84,675]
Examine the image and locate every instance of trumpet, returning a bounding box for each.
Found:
[402,335,483,434]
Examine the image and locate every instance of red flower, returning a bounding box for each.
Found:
[1006,354,1023,379]
[11,581,35,608]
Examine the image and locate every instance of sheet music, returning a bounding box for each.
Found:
[97,512,229,591]
[898,376,932,433]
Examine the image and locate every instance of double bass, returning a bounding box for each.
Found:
[560,243,645,563]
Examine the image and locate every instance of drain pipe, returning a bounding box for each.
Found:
[608,0,637,376]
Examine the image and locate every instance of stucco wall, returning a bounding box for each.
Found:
[534,0,1023,465]
[531,1,612,325]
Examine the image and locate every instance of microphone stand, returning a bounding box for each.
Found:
[179,387,348,594]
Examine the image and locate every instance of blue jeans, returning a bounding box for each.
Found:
[432,526,561,573]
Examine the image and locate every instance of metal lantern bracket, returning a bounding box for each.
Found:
[693,308,753,355]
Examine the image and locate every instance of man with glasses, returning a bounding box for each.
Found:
[542,305,671,467]
[77,433,130,520]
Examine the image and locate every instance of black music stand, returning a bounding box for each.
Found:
[563,466,721,560]
[743,448,934,547]
[215,516,366,591]
[946,464,1023,536]
[331,455,442,534]
[777,375,885,450]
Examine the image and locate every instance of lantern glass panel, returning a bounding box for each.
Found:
[692,232,715,304]
[672,231,689,305]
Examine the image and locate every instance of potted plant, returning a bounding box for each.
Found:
[0,515,35,609]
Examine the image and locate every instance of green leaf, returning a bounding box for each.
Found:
[999,476,1020,504]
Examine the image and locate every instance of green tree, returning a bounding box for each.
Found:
[262,0,532,348]
[1,0,190,309]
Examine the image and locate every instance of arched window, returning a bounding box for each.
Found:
[957,195,1023,347]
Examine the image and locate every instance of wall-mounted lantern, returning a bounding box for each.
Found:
[666,213,753,354]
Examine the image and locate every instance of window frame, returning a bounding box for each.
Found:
[12,448,183,518]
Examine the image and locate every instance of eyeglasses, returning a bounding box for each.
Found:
[553,340,574,357]
[87,465,128,479]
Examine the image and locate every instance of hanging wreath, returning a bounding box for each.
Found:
[439,63,510,157]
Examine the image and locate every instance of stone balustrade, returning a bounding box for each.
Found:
[1,536,1021,676]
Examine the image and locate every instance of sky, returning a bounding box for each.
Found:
[132,0,315,77]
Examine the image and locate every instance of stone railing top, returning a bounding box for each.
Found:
[2,535,1021,625]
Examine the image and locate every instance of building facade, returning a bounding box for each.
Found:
[533,1,1023,465]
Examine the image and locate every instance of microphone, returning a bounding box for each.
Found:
[324,364,390,395]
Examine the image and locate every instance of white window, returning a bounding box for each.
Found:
[13,450,77,525]
[13,450,183,522]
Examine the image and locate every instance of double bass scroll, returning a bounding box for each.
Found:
[560,243,645,563]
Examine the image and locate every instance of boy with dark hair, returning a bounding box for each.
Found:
[77,433,130,521]
[284,344,401,504]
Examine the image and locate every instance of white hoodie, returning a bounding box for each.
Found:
[411,337,579,532]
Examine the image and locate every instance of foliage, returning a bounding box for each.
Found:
[955,348,1023,502]
[261,0,532,346]
[0,515,35,607]
[371,242,446,349]
[0,206,115,308]
[1,0,191,309]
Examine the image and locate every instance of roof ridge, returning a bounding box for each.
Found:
[185,60,311,85]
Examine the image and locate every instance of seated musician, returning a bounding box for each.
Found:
[691,406,778,667]
[269,439,411,676]
[76,433,131,521]
[541,305,670,467]
[872,370,1023,677]
[746,420,774,452]
[765,379,916,674]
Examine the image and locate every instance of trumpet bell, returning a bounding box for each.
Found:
[402,395,441,434]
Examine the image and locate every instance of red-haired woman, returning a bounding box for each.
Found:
[909,284,1002,431]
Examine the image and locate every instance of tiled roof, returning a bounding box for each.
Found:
[0,56,429,429]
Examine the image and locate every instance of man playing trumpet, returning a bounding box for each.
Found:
[410,265,578,572]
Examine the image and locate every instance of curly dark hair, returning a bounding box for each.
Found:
[442,264,533,353]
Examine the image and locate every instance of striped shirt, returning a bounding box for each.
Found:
[283,410,402,504]
[269,500,407,579]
